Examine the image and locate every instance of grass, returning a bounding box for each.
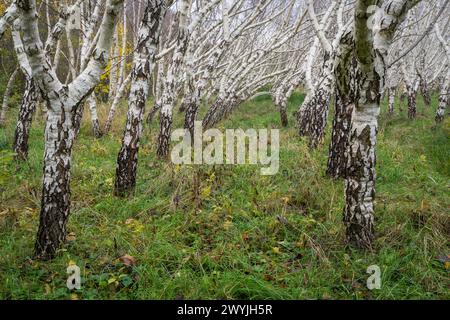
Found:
[0,92,448,300]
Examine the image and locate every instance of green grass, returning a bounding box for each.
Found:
[0,92,448,300]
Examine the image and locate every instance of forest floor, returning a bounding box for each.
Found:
[0,92,449,300]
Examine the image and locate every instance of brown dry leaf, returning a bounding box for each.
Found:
[420,199,429,211]
[66,232,76,242]
[119,254,137,267]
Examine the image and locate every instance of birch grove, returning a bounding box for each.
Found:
[0,0,448,261]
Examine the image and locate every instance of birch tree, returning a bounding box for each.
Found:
[14,0,124,259]
[341,0,421,248]
[114,0,172,196]
[11,19,39,161]
[156,0,192,157]
[296,0,350,149]
[434,22,450,123]
[0,67,19,127]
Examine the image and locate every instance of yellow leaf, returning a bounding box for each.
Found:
[68,260,76,266]
[108,277,117,285]
[272,247,280,254]
[223,220,233,230]
[201,186,211,198]
[295,241,304,248]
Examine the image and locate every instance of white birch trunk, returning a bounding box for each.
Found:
[115,0,169,196]
[0,1,19,40]
[16,0,123,259]
[343,0,420,249]
[434,24,450,123]
[435,70,449,123]
[157,0,191,158]
[13,76,39,160]
[104,73,132,134]
[388,87,396,114]
[0,67,19,127]
[109,27,120,100]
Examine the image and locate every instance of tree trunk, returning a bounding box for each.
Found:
[420,80,431,107]
[342,0,418,249]
[104,74,131,134]
[275,86,290,128]
[279,101,289,127]
[16,0,124,260]
[156,105,173,157]
[73,103,85,138]
[327,36,355,179]
[344,103,378,249]
[35,107,75,259]
[155,0,191,157]
[202,97,224,129]
[297,49,335,148]
[146,101,161,124]
[109,28,119,101]
[326,93,353,178]
[13,77,39,160]
[115,0,167,196]
[183,91,200,138]
[297,89,330,148]
[436,69,449,123]
[435,86,448,123]
[115,99,146,196]
[87,94,102,138]
[407,86,417,119]
[0,67,19,127]
[388,87,395,114]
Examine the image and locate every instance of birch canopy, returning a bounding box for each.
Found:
[0,0,448,277]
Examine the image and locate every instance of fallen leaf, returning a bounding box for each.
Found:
[223,220,233,230]
[66,232,76,242]
[119,254,137,267]
[420,200,429,211]
[125,218,136,225]
[272,247,280,254]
